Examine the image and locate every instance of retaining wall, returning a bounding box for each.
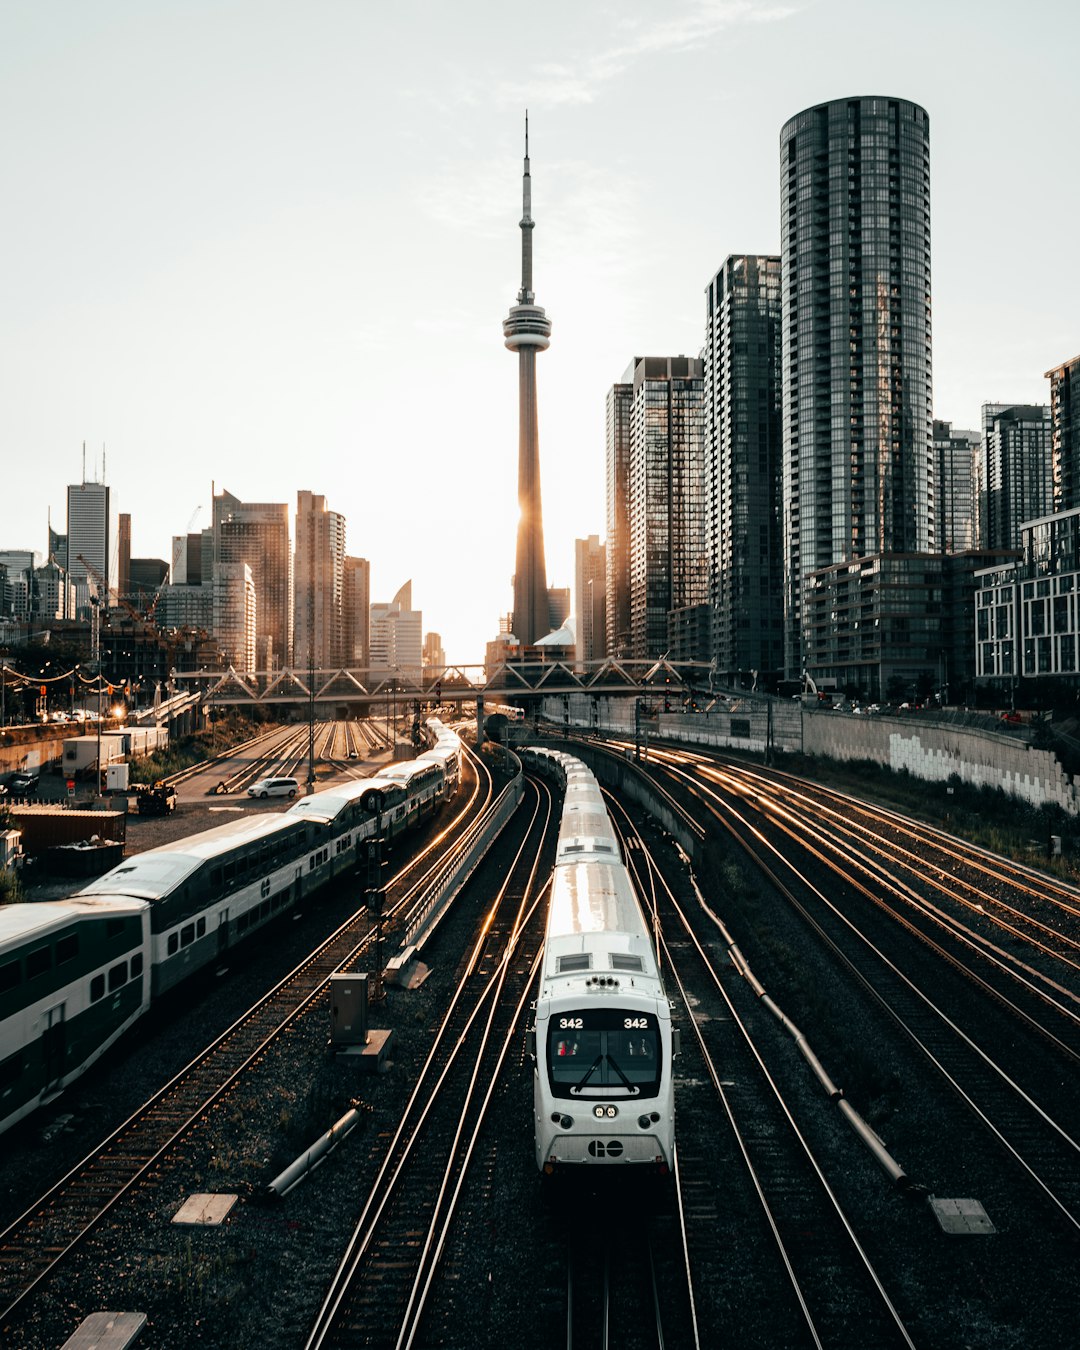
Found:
[542,692,1080,815]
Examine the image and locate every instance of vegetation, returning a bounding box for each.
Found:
[0,868,23,904]
[776,750,1080,882]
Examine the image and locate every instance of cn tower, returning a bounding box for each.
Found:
[503,114,552,648]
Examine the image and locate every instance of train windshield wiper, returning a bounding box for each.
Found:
[571,1054,640,1094]
[605,1055,638,1093]
[573,1056,603,1091]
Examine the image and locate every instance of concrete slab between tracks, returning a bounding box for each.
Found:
[928,1195,996,1235]
[334,1027,393,1070]
[172,1192,238,1226]
[60,1311,147,1349]
[59,1317,146,1350]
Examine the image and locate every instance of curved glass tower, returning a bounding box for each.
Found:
[780,96,932,676]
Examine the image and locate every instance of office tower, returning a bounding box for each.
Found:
[933,421,980,553]
[981,403,1052,550]
[370,582,423,678]
[574,535,607,665]
[605,381,633,659]
[343,556,370,668]
[1047,355,1080,513]
[293,490,346,670]
[213,562,256,670]
[704,254,784,678]
[213,489,293,669]
[606,357,706,660]
[422,632,445,674]
[503,118,552,647]
[32,560,75,622]
[0,551,34,620]
[66,473,113,608]
[117,513,132,602]
[171,532,204,587]
[781,97,933,676]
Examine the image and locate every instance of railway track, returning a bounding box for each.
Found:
[0,749,495,1336]
[607,791,916,1349]
[304,775,552,1349]
[637,748,1080,1238]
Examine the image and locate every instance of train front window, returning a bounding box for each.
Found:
[547,1009,661,1098]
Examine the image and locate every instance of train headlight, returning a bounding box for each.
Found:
[593,1104,617,1119]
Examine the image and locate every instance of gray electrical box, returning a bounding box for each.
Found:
[329,972,370,1046]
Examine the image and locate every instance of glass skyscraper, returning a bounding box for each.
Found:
[780,97,933,677]
[705,254,784,678]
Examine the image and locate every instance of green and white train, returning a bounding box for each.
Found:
[0,720,460,1137]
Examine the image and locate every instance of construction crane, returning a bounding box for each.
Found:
[77,555,170,648]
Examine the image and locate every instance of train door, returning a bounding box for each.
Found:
[218,909,230,955]
[43,1003,66,1093]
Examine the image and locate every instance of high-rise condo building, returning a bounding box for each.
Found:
[933,421,980,553]
[781,97,933,677]
[422,631,446,675]
[1047,355,1080,514]
[704,254,784,679]
[606,357,706,660]
[293,490,346,670]
[980,403,1052,550]
[574,535,607,665]
[503,118,552,648]
[605,381,633,659]
[343,556,370,668]
[213,489,293,669]
[213,562,257,671]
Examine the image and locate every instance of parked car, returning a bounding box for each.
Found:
[8,771,39,794]
[246,776,299,799]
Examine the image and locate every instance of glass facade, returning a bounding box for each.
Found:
[705,254,784,677]
[605,380,633,659]
[625,357,706,659]
[781,97,933,677]
[213,491,293,670]
[932,420,979,552]
[976,507,1080,681]
[1046,356,1080,515]
[981,403,1052,550]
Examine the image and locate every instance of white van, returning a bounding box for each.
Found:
[246,776,299,799]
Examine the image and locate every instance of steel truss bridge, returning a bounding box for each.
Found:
[173,658,727,711]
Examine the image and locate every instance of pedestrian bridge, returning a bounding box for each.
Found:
[173,657,726,712]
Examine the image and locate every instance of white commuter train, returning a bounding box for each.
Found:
[0,720,461,1137]
[523,747,677,1175]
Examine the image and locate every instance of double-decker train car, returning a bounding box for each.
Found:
[0,897,150,1134]
[524,748,677,1174]
[0,722,463,1136]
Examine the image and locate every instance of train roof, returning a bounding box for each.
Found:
[541,861,660,993]
[287,779,369,822]
[378,759,440,783]
[77,812,304,898]
[0,896,147,951]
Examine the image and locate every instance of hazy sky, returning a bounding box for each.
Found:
[2,0,1077,664]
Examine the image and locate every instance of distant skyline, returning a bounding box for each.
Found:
[2,0,1077,664]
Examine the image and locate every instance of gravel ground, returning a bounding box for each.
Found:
[6,760,1076,1347]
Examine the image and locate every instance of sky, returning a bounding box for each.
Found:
[2,0,1077,666]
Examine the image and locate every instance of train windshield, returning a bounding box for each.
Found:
[547,1009,661,1098]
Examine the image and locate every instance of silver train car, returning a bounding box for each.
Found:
[524,748,677,1175]
[0,722,462,1136]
